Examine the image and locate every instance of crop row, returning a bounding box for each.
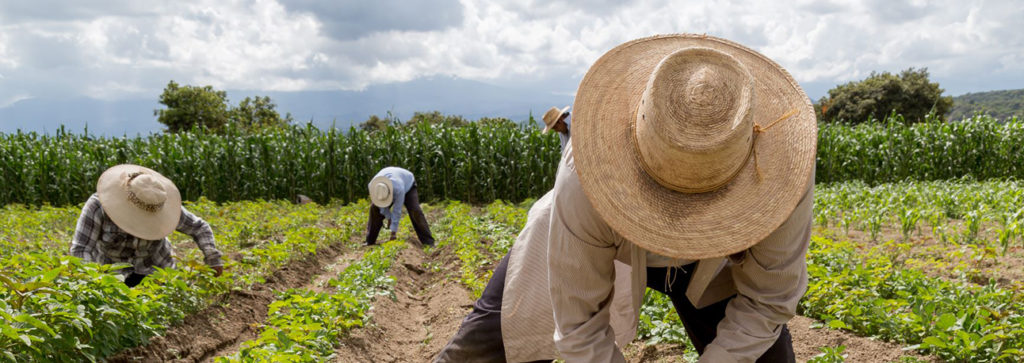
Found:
[803,233,1024,362]
[815,179,1024,251]
[0,199,366,361]
[4,116,1024,207]
[216,239,406,362]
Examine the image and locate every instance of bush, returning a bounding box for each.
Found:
[818,68,953,124]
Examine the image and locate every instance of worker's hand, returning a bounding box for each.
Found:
[211,265,224,277]
[389,232,397,241]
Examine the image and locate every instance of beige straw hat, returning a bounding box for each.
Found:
[572,34,817,259]
[542,105,571,133]
[368,175,394,208]
[96,164,182,241]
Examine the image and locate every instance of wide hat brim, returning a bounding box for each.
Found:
[96,165,182,241]
[542,105,571,133]
[369,176,394,208]
[572,34,817,259]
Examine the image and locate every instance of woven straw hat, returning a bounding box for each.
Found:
[572,34,817,259]
[542,105,571,133]
[368,175,394,208]
[96,165,182,241]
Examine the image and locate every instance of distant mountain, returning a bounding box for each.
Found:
[0,76,576,136]
[948,89,1024,121]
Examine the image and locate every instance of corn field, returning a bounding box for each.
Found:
[2,115,1022,206]
[0,122,562,206]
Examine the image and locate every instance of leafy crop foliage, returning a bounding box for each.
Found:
[0,121,561,207]
[218,240,406,362]
[0,198,364,361]
[815,180,1024,250]
[803,234,1024,362]
[816,116,1024,184]
[3,116,1024,206]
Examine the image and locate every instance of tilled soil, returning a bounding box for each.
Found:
[108,218,939,362]
[333,245,474,362]
[108,236,358,363]
[328,248,934,363]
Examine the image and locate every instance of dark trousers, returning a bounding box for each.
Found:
[124,272,147,287]
[436,253,795,362]
[365,185,435,246]
[647,264,795,362]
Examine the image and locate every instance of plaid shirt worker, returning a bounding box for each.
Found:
[69,194,223,275]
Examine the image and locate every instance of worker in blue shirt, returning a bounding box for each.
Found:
[366,166,435,247]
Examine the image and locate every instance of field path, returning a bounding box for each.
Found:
[333,243,475,362]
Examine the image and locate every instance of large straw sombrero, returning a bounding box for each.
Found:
[572,34,817,260]
[542,105,571,133]
[368,175,394,208]
[97,165,182,241]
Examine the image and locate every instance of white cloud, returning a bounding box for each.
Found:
[0,0,1021,106]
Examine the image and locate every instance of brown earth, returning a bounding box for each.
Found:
[108,206,944,362]
[333,243,474,362]
[833,223,1024,287]
[108,234,361,363]
[327,247,934,363]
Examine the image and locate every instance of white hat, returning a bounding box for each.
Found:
[368,175,394,208]
[96,164,182,240]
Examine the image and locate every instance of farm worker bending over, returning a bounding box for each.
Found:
[435,34,817,363]
[69,164,224,288]
[365,166,435,247]
[542,104,572,152]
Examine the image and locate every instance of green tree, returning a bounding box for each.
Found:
[231,96,293,131]
[358,112,401,132]
[818,68,953,124]
[405,110,467,127]
[155,80,230,132]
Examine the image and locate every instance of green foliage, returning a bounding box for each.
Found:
[949,88,1024,122]
[802,235,1024,362]
[155,80,231,132]
[358,113,399,133]
[814,180,1024,251]
[816,117,1024,184]
[0,198,365,361]
[818,68,953,124]
[218,240,406,362]
[5,115,1024,207]
[155,81,291,134]
[0,121,562,206]
[807,345,847,363]
[404,110,468,127]
[231,96,293,132]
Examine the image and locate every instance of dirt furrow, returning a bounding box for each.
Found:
[108,235,360,363]
[333,246,474,362]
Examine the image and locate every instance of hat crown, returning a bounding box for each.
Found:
[542,107,561,126]
[127,173,167,209]
[634,47,755,193]
[372,182,390,202]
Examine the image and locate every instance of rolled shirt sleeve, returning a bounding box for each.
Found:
[176,207,223,267]
[69,195,104,261]
[547,146,628,363]
[698,183,814,362]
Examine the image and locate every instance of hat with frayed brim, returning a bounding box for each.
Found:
[542,105,571,133]
[368,175,394,208]
[97,165,182,241]
[571,34,817,259]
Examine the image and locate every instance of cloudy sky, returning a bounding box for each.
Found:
[0,0,1021,135]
